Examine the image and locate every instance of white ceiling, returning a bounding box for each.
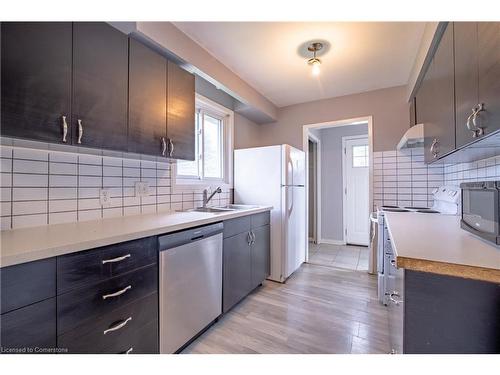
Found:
[173,22,426,108]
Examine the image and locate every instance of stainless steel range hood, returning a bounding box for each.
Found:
[397,123,424,151]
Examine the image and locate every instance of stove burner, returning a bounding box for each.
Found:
[416,209,440,213]
[382,205,399,209]
[404,206,429,210]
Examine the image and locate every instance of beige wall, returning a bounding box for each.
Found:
[234,113,262,150]
[257,85,410,152]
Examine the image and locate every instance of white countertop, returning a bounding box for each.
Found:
[0,206,272,268]
[384,211,500,283]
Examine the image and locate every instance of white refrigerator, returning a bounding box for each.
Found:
[234,144,306,283]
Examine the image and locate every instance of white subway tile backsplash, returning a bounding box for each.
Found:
[13,173,47,187]
[50,162,77,175]
[13,213,47,229]
[13,159,48,174]
[49,211,78,225]
[79,164,102,176]
[13,187,48,201]
[79,209,102,221]
[50,175,78,187]
[1,145,230,230]
[13,148,48,161]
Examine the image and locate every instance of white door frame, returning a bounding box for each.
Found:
[302,116,374,256]
[307,133,321,245]
[342,135,369,246]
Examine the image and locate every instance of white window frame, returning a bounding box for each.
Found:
[172,93,234,192]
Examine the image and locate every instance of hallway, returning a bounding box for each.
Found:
[308,242,369,271]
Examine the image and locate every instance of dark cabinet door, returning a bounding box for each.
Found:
[167,61,195,161]
[421,23,455,162]
[128,38,167,156]
[0,298,56,352]
[72,22,129,151]
[454,22,480,148]
[223,232,252,313]
[477,22,500,138]
[1,22,72,143]
[250,225,270,290]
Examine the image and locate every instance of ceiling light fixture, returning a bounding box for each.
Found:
[307,42,323,76]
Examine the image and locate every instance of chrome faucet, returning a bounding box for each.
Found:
[203,187,222,207]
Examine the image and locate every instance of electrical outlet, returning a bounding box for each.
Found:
[135,181,150,197]
[99,188,111,206]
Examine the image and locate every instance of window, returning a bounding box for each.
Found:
[352,145,368,167]
[174,94,233,189]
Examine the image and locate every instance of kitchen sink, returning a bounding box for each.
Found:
[187,207,236,213]
[215,204,259,210]
[182,204,258,214]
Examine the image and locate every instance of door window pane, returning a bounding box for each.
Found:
[352,145,368,167]
[203,114,223,179]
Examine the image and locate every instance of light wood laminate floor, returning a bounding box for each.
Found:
[182,263,389,354]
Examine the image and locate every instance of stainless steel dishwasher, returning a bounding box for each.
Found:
[158,222,223,353]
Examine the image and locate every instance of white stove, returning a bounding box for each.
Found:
[370,186,460,304]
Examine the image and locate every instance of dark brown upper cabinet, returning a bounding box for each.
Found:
[455,22,500,148]
[128,38,167,156]
[72,22,129,151]
[167,61,196,161]
[419,23,455,163]
[1,22,72,143]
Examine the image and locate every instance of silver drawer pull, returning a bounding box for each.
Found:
[125,347,133,354]
[102,285,132,300]
[102,253,131,265]
[103,317,132,335]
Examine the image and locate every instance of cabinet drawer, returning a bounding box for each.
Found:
[58,293,158,354]
[57,265,157,334]
[223,216,251,238]
[1,258,56,314]
[0,298,56,352]
[57,236,157,293]
[251,212,270,228]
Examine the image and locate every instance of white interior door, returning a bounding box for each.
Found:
[344,137,369,246]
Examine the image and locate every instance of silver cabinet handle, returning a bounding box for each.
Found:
[251,231,256,245]
[161,137,167,156]
[169,139,174,157]
[102,285,132,300]
[62,115,68,143]
[472,103,485,137]
[430,138,439,158]
[389,291,402,306]
[77,119,83,144]
[103,317,132,335]
[125,347,133,354]
[102,253,131,265]
[466,104,485,137]
[247,231,252,246]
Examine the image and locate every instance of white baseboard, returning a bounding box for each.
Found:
[319,238,346,245]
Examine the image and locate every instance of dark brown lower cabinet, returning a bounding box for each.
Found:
[223,212,271,313]
[388,269,500,354]
[0,298,57,353]
[57,293,158,354]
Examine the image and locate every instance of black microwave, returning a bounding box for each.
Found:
[460,181,500,245]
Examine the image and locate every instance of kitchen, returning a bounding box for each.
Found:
[0,1,499,373]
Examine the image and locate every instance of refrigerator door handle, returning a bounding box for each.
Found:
[288,159,294,186]
[288,186,294,216]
